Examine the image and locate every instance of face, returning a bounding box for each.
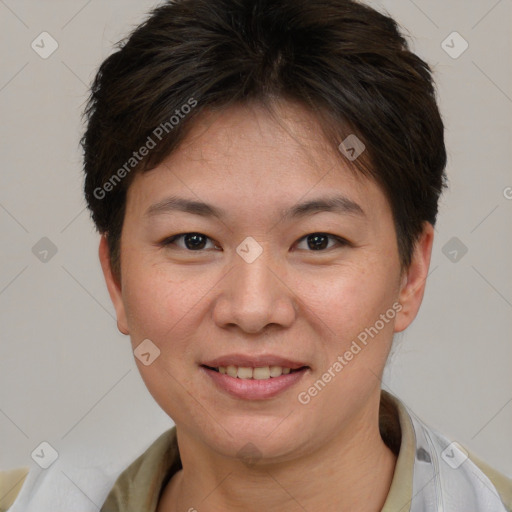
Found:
[100,101,432,463]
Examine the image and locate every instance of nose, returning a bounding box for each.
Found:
[212,248,298,334]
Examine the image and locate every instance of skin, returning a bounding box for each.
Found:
[99,100,433,511]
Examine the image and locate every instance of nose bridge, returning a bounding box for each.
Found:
[236,249,275,304]
[214,244,296,333]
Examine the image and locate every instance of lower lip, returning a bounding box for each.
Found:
[201,366,308,400]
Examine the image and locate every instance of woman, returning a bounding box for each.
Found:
[6,0,511,510]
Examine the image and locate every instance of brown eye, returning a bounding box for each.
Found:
[162,233,218,251]
[296,233,348,251]
[184,233,208,250]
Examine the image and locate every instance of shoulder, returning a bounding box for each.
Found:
[101,427,180,510]
[466,448,512,512]
[3,429,177,512]
[0,467,29,511]
[420,422,512,511]
[386,391,512,512]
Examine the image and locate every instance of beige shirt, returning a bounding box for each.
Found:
[3,391,511,511]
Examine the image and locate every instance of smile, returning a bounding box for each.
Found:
[200,364,310,400]
[203,365,307,380]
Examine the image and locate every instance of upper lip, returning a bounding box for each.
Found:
[201,354,309,369]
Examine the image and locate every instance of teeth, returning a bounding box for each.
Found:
[237,366,253,379]
[269,365,283,377]
[253,367,270,379]
[216,365,299,379]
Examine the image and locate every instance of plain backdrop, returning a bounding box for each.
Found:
[1,0,511,480]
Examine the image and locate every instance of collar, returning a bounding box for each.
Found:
[99,390,508,511]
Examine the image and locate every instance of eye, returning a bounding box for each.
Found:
[295,233,349,251]
[160,232,220,251]
[160,232,349,252]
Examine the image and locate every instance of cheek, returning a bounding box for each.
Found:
[119,257,214,423]
[122,255,205,332]
[301,265,398,394]
[304,260,398,343]
[119,252,243,421]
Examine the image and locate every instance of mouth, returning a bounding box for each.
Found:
[201,364,309,380]
[200,359,310,400]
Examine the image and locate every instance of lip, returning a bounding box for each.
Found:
[201,365,309,400]
[201,354,308,369]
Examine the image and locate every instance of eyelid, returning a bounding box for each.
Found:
[295,233,351,251]
[160,233,220,250]
[159,232,351,251]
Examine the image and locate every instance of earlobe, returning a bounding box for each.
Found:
[98,235,130,335]
[394,223,434,333]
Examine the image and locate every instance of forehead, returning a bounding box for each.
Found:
[125,101,390,224]
[168,101,356,180]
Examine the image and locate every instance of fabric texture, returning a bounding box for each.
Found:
[0,468,29,512]
[4,390,512,511]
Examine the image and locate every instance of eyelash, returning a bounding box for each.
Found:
[159,232,350,252]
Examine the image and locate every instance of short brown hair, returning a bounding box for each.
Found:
[81,0,447,281]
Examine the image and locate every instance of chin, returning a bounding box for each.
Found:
[201,416,311,464]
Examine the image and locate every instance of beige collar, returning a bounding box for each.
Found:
[100,389,416,511]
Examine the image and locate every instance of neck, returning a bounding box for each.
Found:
[158,392,397,512]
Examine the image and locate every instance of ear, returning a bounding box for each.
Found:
[394,222,434,333]
[98,235,129,335]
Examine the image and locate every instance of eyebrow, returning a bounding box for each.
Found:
[144,194,365,220]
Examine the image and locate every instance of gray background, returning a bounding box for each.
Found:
[1,0,511,480]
